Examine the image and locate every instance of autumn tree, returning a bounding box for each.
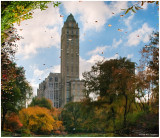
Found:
[1,1,60,131]
[1,1,61,43]
[61,102,104,133]
[29,97,63,130]
[19,106,63,134]
[1,57,32,130]
[83,57,137,132]
[138,32,159,111]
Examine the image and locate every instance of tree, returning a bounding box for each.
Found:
[82,57,136,132]
[19,106,63,134]
[139,32,159,111]
[1,1,60,131]
[29,97,53,110]
[61,102,83,133]
[1,1,61,43]
[1,56,32,130]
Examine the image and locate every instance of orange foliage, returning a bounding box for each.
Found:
[4,112,23,132]
[19,106,63,133]
[51,108,61,118]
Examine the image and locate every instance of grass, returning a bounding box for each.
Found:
[1,131,14,137]
[1,131,116,137]
[60,133,115,137]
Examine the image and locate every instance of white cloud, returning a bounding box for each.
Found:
[112,38,122,48]
[141,2,148,10]
[87,45,109,55]
[87,54,105,64]
[127,54,134,59]
[14,4,63,59]
[87,39,122,56]
[80,53,119,79]
[63,1,128,32]
[51,65,60,73]
[109,1,128,14]
[106,53,119,60]
[126,23,153,46]
[123,14,134,31]
[80,55,104,79]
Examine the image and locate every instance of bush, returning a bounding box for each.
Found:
[20,128,32,137]
[19,106,63,134]
[4,112,23,132]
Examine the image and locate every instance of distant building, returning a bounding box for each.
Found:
[37,73,61,108]
[70,80,85,102]
[37,14,85,108]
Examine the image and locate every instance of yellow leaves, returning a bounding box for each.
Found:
[19,106,63,133]
[118,28,122,32]
[108,24,112,27]
[14,13,18,17]
[16,5,24,10]
[16,5,20,10]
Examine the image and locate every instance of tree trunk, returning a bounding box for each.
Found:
[123,95,128,129]
[1,107,7,131]
[111,107,115,132]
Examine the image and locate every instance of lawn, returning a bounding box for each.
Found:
[1,131,117,137]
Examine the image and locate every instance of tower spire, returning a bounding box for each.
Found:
[66,13,76,22]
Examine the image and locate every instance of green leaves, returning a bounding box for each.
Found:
[1,1,61,43]
[125,7,133,14]
[132,8,136,13]
[53,1,61,7]
[123,1,158,15]
[29,97,53,110]
[125,6,142,14]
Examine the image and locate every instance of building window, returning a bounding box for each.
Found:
[49,83,53,87]
[50,92,53,99]
[49,77,53,82]
[76,30,78,35]
[55,77,58,82]
[54,83,58,89]
[71,66,73,72]
[67,49,69,54]
[72,30,73,35]
[73,83,75,91]
[67,66,69,72]
[77,83,80,92]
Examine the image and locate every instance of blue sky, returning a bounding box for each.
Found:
[14,1,159,96]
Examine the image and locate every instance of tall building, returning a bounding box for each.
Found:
[37,14,85,108]
[61,14,80,106]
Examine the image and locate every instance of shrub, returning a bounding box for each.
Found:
[19,106,63,134]
[4,112,23,132]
